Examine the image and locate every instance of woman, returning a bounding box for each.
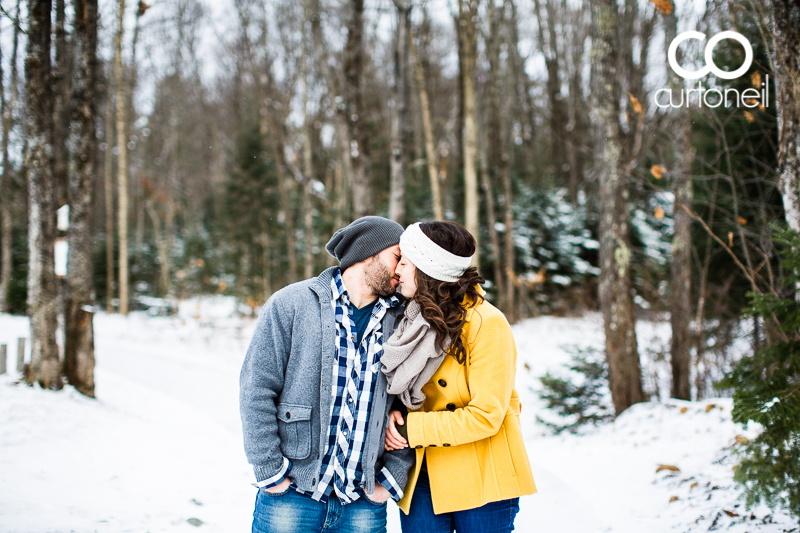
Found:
[381,221,536,533]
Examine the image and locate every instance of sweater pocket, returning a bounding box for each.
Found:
[277,404,313,460]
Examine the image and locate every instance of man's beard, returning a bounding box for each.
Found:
[364,256,397,298]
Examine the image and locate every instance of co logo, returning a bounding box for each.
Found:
[668,31,753,80]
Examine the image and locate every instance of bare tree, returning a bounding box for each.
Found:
[591,0,642,414]
[408,23,443,220]
[25,0,61,390]
[113,0,130,315]
[389,0,410,224]
[772,1,800,237]
[455,0,480,263]
[344,0,373,218]
[52,0,71,209]
[662,3,693,400]
[65,0,99,398]
[0,0,22,313]
[532,0,568,183]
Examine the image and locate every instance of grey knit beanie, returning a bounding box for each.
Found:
[326,216,404,272]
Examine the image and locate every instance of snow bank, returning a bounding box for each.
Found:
[0,311,796,532]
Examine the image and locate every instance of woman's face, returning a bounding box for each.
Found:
[395,255,418,298]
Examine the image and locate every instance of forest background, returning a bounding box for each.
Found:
[1,0,799,521]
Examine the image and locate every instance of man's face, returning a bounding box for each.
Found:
[364,244,401,298]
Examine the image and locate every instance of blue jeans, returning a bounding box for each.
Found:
[252,486,388,533]
[399,471,520,533]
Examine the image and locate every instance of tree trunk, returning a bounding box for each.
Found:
[344,0,373,218]
[456,0,480,264]
[25,0,61,390]
[64,0,98,398]
[533,0,568,183]
[772,1,800,238]
[482,0,506,309]
[408,26,443,220]
[0,0,21,313]
[113,0,129,315]
[389,1,410,224]
[103,67,115,313]
[591,0,642,415]
[52,0,71,209]
[664,11,693,401]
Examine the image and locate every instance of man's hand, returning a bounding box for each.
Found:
[264,478,291,493]
[365,483,391,504]
[384,410,408,451]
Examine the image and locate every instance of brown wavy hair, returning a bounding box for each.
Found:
[411,222,485,364]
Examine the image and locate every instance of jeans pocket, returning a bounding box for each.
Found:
[260,486,292,498]
[361,489,389,507]
[277,404,313,459]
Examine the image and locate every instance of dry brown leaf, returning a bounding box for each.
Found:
[651,165,666,179]
[650,0,674,15]
[680,407,688,413]
[728,232,734,247]
[690,482,698,489]
[738,216,747,225]
[745,98,759,107]
[524,363,531,372]
[705,404,717,412]
[735,435,749,444]
[655,206,665,220]
[751,71,761,88]
[628,92,643,114]
[669,495,679,503]
[744,111,755,123]
[724,510,739,517]
[657,464,681,473]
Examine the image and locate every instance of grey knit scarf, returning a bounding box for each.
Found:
[381,299,450,409]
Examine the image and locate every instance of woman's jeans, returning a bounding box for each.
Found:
[399,471,520,533]
[252,486,387,533]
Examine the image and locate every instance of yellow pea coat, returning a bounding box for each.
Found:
[397,290,537,515]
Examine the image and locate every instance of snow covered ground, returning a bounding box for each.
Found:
[1,299,797,533]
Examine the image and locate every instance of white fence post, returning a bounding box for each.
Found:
[0,344,6,375]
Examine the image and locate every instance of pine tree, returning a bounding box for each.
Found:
[718,227,800,518]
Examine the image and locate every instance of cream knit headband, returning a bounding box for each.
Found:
[399,223,473,282]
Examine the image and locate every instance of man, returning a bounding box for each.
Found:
[240,216,414,533]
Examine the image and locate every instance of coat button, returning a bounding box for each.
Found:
[312,478,317,485]
[286,412,291,419]
[415,445,423,449]
[438,379,447,387]
[446,403,456,411]
[443,443,451,447]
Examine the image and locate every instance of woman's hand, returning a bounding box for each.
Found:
[384,410,408,451]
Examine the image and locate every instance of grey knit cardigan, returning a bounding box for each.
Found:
[239,266,414,496]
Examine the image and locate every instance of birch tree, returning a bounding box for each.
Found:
[591,0,642,414]
[65,0,99,397]
[25,0,61,390]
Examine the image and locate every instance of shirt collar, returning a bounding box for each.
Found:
[331,268,401,310]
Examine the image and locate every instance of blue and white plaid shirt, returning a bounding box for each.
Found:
[262,269,404,504]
